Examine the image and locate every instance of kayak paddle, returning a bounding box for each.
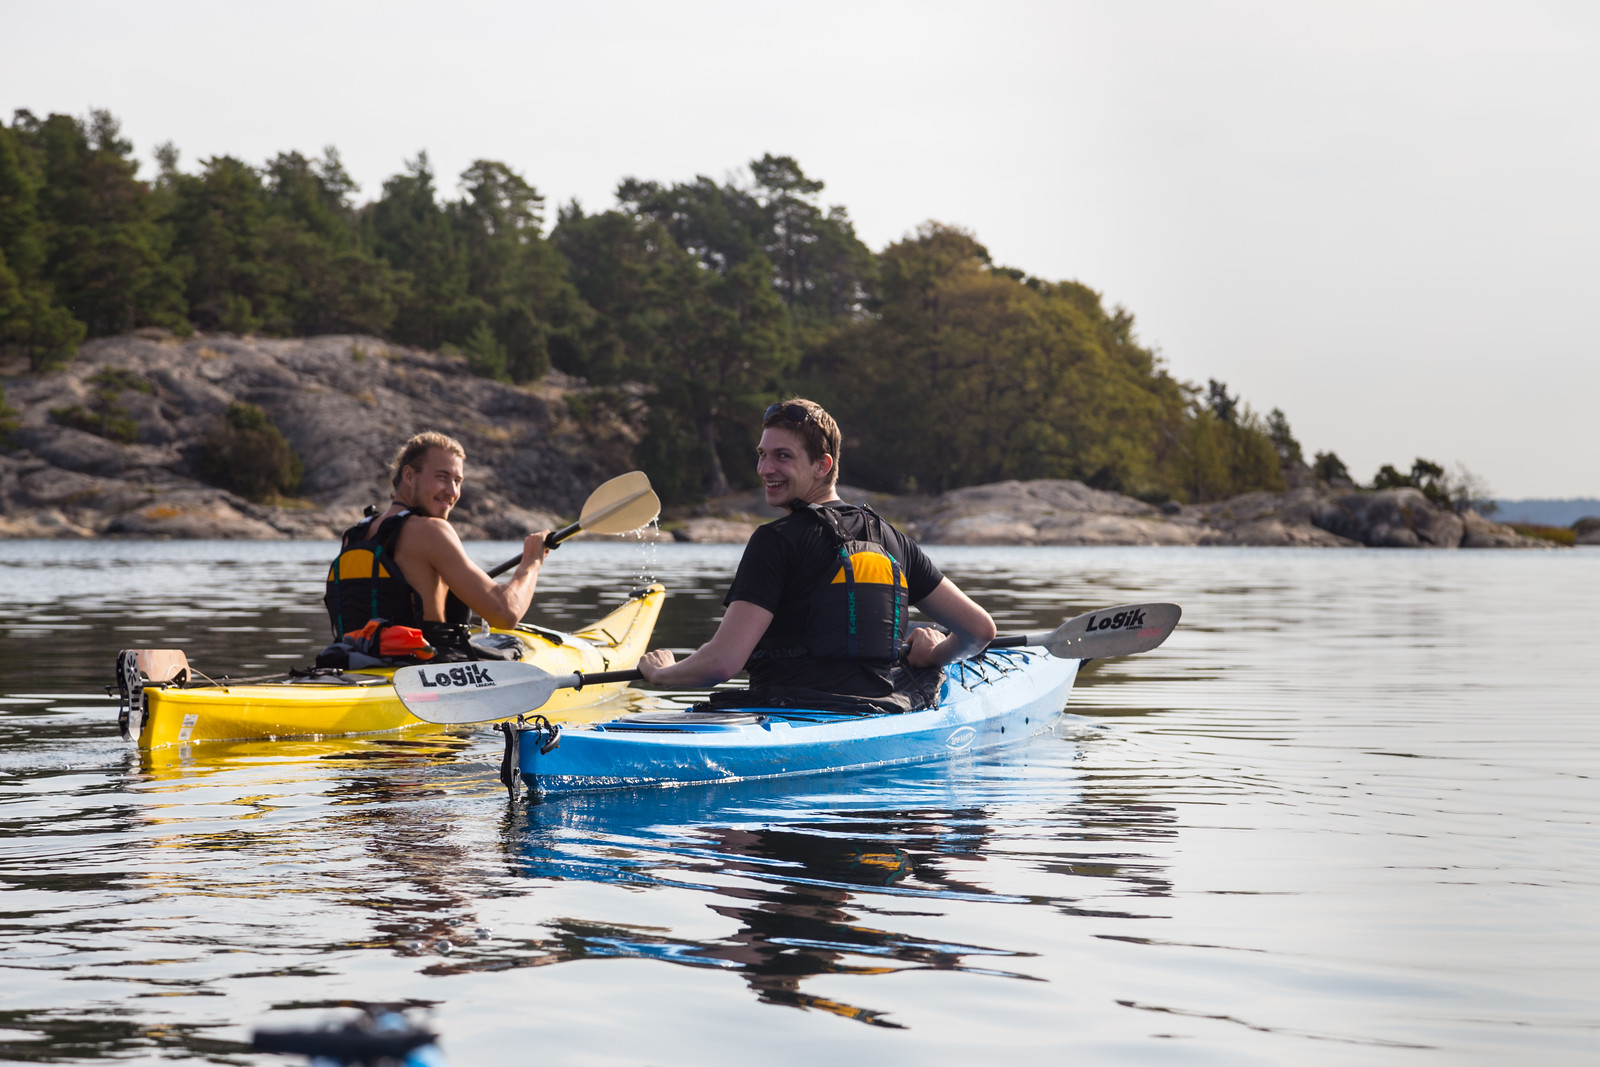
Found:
[486,471,661,578]
[393,601,1181,726]
[987,602,1181,659]
[394,660,644,725]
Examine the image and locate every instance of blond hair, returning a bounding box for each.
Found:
[391,431,465,489]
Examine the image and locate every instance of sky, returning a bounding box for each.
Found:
[6,0,1597,498]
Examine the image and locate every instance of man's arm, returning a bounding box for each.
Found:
[636,600,774,687]
[905,579,997,667]
[401,519,549,629]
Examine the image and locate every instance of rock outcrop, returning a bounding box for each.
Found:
[672,480,1546,549]
[1,332,640,540]
[1,332,1555,550]
[1310,487,1465,547]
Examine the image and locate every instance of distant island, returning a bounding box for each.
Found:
[1491,499,1600,526]
[0,110,1588,548]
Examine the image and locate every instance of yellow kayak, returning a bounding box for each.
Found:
[116,585,664,751]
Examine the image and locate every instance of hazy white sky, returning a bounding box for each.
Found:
[7,0,1597,497]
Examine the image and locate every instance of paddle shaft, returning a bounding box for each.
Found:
[486,522,579,579]
[572,668,643,689]
[986,635,1036,650]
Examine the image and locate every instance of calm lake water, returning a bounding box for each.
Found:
[1,540,1596,1065]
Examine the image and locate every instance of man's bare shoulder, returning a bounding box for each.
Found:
[396,515,466,557]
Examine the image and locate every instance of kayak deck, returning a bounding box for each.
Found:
[125,585,665,750]
[513,648,1078,798]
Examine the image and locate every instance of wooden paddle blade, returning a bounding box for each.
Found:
[575,471,661,535]
[1033,602,1182,659]
[393,661,576,725]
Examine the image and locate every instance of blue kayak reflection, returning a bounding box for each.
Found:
[471,753,1170,1028]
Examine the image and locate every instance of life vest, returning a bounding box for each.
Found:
[324,510,428,638]
[800,503,909,663]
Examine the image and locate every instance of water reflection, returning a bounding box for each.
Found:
[462,756,1182,1028]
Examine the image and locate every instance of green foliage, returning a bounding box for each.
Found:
[18,110,187,336]
[49,365,151,443]
[165,149,402,337]
[359,153,586,383]
[51,402,136,442]
[1372,457,1451,507]
[0,245,85,370]
[461,319,508,380]
[1266,408,1303,466]
[806,223,1215,497]
[89,365,153,395]
[197,402,303,501]
[0,381,17,447]
[1313,450,1352,485]
[1370,458,1495,514]
[1509,523,1574,546]
[0,121,87,369]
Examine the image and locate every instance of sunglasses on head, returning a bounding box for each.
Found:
[764,403,812,425]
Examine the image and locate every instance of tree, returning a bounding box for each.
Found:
[1266,408,1303,466]
[1370,457,1468,509]
[364,152,476,349]
[166,155,280,333]
[452,159,589,383]
[261,149,401,335]
[23,110,186,336]
[1313,450,1352,486]
[748,154,873,333]
[365,155,587,382]
[554,193,799,499]
[807,223,1195,496]
[0,246,84,370]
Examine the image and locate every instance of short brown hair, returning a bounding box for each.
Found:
[763,398,841,487]
[391,431,465,489]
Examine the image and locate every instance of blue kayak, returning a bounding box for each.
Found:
[508,648,1079,798]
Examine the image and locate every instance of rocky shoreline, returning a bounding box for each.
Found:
[0,332,1567,549]
[1,331,636,540]
[671,481,1551,549]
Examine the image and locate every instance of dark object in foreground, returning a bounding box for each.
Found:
[252,1006,440,1065]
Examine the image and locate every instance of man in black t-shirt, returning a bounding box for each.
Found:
[637,399,996,704]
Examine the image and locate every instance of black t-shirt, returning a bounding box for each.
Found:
[725,502,944,696]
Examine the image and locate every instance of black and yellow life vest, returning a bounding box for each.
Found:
[324,510,427,638]
[801,503,909,663]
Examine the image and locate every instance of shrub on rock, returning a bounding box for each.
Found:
[198,402,303,502]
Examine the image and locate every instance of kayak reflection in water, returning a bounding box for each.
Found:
[324,431,551,662]
[637,399,996,712]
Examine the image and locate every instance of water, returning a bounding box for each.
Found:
[1,541,1596,1064]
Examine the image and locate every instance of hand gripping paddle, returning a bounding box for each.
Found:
[486,471,661,578]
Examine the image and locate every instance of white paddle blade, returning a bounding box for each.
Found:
[1032,602,1182,659]
[577,471,661,535]
[393,661,577,725]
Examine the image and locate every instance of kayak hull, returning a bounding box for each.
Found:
[132,585,664,750]
[517,648,1078,797]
